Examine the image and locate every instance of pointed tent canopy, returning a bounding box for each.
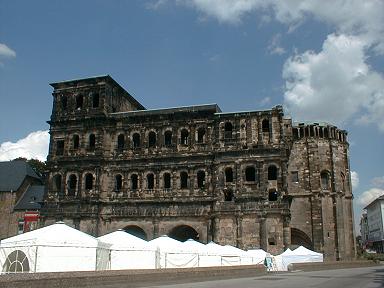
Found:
[97,230,149,249]
[281,248,294,256]
[181,239,208,253]
[147,235,185,252]
[1,222,109,248]
[293,246,322,256]
[222,245,248,256]
[205,241,227,255]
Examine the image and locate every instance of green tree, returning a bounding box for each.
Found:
[13,157,47,177]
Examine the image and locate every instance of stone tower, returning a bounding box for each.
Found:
[288,123,355,260]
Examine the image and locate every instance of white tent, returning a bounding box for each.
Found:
[97,230,156,270]
[204,242,242,266]
[276,246,323,271]
[147,236,198,269]
[245,249,267,265]
[0,222,110,273]
[181,239,221,267]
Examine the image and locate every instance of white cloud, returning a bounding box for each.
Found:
[371,176,384,188]
[0,131,49,162]
[282,33,384,130]
[357,188,384,207]
[151,0,384,131]
[0,43,16,58]
[260,96,271,106]
[177,0,266,24]
[351,171,359,190]
[267,34,286,55]
[152,0,384,51]
[209,53,221,62]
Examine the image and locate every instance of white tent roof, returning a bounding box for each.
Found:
[205,242,228,255]
[97,230,149,249]
[281,248,295,256]
[0,222,108,248]
[181,239,208,253]
[246,249,267,257]
[222,245,247,256]
[147,235,185,251]
[293,246,322,256]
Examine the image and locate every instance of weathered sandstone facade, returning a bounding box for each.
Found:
[42,75,355,260]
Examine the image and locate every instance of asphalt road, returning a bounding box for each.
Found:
[142,266,384,288]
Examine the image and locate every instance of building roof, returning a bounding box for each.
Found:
[111,103,221,118]
[14,185,45,210]
[364,195,384,209]
[49,75,146,110]
[0,161,41,192]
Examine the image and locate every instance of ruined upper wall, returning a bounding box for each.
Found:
[49,75,145,122]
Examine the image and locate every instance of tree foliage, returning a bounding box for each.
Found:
[12,157,47,176]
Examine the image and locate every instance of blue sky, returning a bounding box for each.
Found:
[1,0,384,233]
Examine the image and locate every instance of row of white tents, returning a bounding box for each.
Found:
[0,222,322,273]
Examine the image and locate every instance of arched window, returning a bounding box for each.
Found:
[310,126,315,137]
[56,140,64,156]
[224,122,233,139]
[197,128,206,143]
[89,134,96,149]
[262,119,270,133]
[61,95,68,110]
[67,174,77,196]
[85,173,93,190]
[268,189,279,201]
[245,166,256,182]
[117,134,125,150]
[163,173,171,189]
[197,170,205,189]
[53,174,62,193]
[321,171,330,190]
[180,129,189,145]
[131,174,138,190]
[180,171,188,189]
[319,128,324,138]
[341,172,345,191]
[268,165,278,180]
[73,135,80,150]
[2,250,30,273]
[164,130,172,147]
[225,167,233,183]
[293,128,299,140]
[148,131,157,148]
[92,93,99,108]
[224,190,234,201]
[76,94,83,110]
[324,128,329,138]
[147,173,154,189]
[115,174,122,192]
[132,133,140,149]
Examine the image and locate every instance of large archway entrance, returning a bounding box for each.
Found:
[291,228,313,249]
[124,225,147,240]
[168,225,199,242]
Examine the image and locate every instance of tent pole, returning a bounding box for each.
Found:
[34,246,38,273]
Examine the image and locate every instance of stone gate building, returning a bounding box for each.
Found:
[41,75,355,260]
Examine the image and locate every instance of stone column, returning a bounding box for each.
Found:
[283,216,291,249]
[236,213,243,248]
[153,219,159,239]
[260,217,268,251]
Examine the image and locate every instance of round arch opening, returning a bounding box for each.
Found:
[168,225,199,242]
[291,228,313,250]
[124,225,147,240]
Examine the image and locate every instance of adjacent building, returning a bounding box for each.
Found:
[41,75,356,260]
[364,196,384,253]
[0,160,45,239]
